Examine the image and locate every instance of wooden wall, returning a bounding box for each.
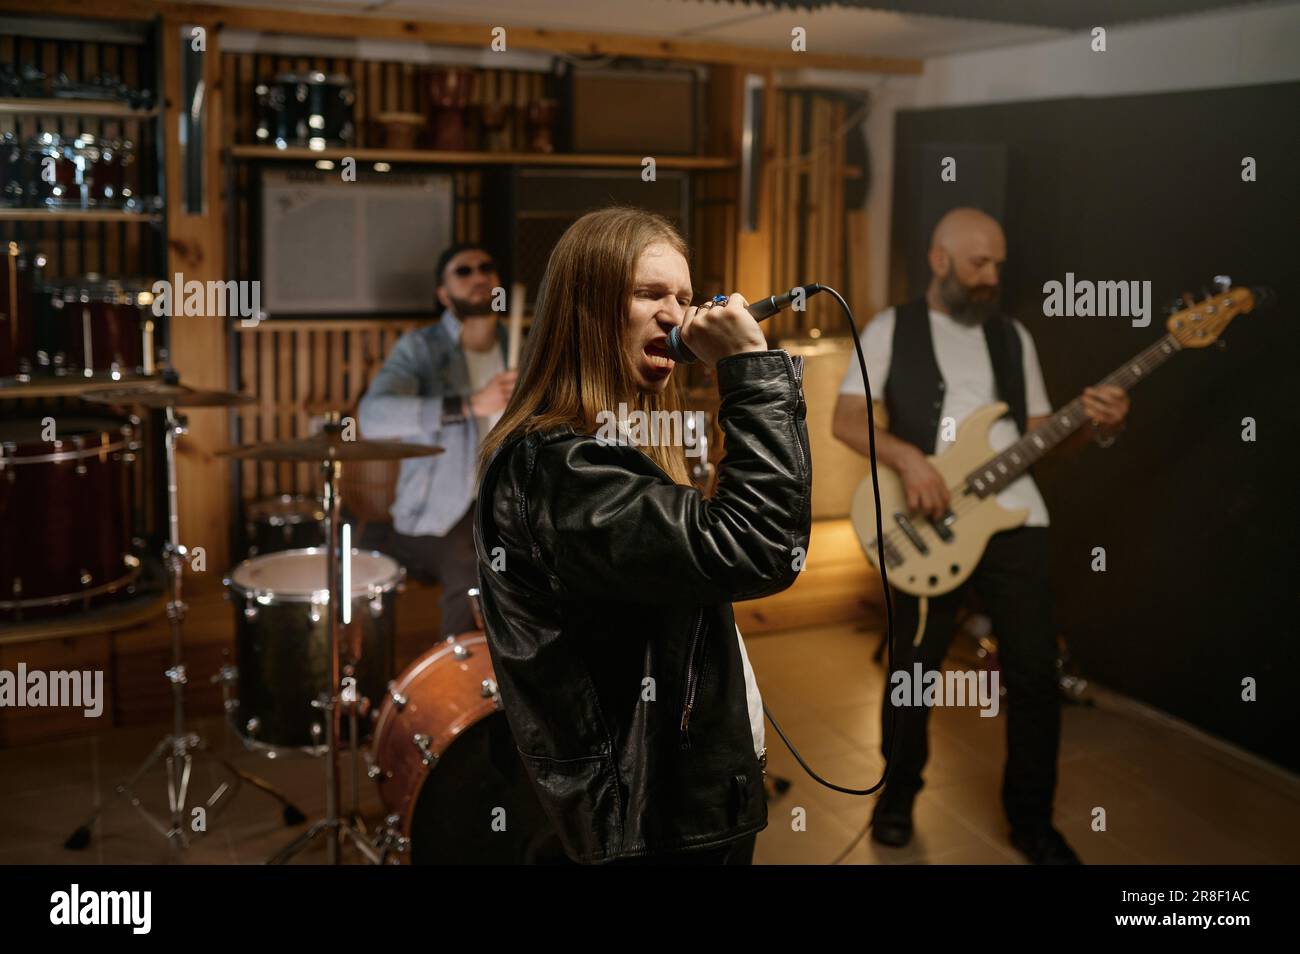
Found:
[767,88,872,342]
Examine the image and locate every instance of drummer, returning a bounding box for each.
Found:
[357,244,517,635]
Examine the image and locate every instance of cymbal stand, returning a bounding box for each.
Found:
[67,405,303,856]
[267,451,381,865]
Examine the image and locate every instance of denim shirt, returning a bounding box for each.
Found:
[357,309,508,537]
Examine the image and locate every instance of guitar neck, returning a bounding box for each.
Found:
[966,332,1182,498]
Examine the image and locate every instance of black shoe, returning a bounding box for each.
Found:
[1010,825,1081,865]
[871,792,916,848]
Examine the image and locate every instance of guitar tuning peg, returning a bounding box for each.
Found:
[1181,290,1197,307]
[1213,274,1232,292]
[1164,298,1184,316]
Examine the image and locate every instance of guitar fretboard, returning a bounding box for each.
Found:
[966,333,1182,497]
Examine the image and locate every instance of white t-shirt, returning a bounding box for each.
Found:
[838,306,1053,527]
[735,623,765,761]
[463,344,505,444]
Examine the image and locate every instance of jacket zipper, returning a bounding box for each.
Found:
[679,608,706,750]
[782,351,808,479]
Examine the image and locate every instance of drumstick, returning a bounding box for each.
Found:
[507,281,524,371]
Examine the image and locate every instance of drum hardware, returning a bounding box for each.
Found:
[65,382,302,856]
[220,416,441,864]
[466,586,485,630]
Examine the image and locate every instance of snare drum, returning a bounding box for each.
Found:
[244,494,326,556]
[255,72,355,150]
[0,417,141,619]
[23,132,141,211]
[45,275,158,378]
[224,548,401,752]
[372,631,565,864]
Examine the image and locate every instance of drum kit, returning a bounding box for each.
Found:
[50,380,559,864]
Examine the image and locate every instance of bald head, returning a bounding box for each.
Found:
[927,207,1006,324]
[931,207,1004,265]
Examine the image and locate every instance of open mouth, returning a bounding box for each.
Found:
[644,340,675,372]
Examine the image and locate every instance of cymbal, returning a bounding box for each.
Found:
[83,383,256,409]
[219,429,443,462]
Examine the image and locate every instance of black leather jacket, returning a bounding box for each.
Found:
[473,350,812,862]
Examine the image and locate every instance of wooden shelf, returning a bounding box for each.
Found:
[228,144,737,171]
[0,97,158,119]
[0,208,161,223]
[0,374,166,400]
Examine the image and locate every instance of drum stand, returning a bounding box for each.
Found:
[66,406,304,856]
[267,453,382,865]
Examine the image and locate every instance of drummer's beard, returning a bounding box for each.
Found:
[445,290,496,318]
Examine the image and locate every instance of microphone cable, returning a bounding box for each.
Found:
[756,284,900,860]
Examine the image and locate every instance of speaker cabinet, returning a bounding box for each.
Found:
[482,167,690,311]
[259,167,455,316]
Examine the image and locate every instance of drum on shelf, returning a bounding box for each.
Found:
[45,275,158,379]
[22,132,145,211]
[1,241,47,381]
[244,494,326,556]
[255,72,355,150]
[0,417,141,620]
[224,548,401,753]
[372,630,565,864]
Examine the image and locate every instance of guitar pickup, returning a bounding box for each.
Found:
[869,536,905,569]
[928,511,956,543]
[893,513,929,555]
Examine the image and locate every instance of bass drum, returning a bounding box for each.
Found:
[372,632,566,864]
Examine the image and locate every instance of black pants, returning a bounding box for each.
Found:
[878,526,1060,830]
[359,504,480,636]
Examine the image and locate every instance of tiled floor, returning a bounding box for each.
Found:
[1,620,1296,865]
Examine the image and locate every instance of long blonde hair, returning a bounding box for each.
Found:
[478,206,691,486]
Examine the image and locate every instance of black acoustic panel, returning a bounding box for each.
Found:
[890,81,1300,772]
[898,142,1007,295]
[484,168,689,311]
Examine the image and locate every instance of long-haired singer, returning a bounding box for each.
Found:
[473,206,812,864]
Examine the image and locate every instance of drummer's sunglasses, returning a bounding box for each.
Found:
[451,261,498,278]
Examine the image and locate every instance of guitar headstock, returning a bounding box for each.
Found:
[1165,283,1265,349]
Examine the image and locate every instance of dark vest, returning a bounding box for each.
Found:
[883,297,1027,455]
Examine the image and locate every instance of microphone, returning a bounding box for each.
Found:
[665,283,825,363]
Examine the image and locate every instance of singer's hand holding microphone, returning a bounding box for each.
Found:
[672,293,767,367]
[667,284,825,365]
